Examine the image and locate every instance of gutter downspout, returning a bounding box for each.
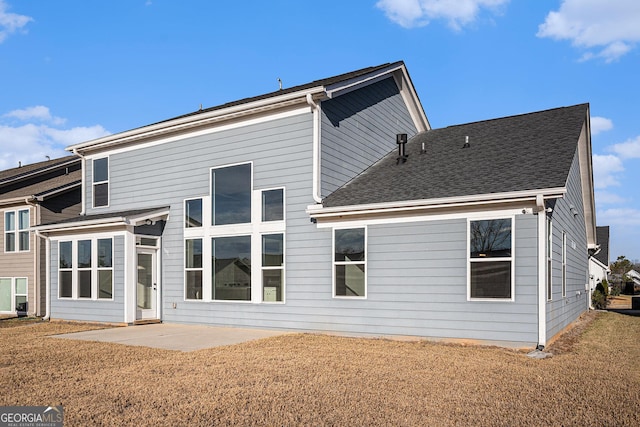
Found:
[306,93,322,204]
[72,149,86,215]
[536,194,547,349]
[34,229,50,320]
[25,197,40,316]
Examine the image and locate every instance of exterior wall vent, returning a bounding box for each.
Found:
[396,133,408,164]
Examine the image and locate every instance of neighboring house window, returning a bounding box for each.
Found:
[562,232,567,298]
[469,218,514,300]
[0,277,27,313]
[262,233,284,302]
[93,157,109,208]
[4,209,29,252]
[184,162,286,303]
[58,238,114,300]
[262,188,284,222]
[185,238,203,299]
[333,227,366,298]
[211,163,251,225]
[185,199,203,228]
[547,217,552,301]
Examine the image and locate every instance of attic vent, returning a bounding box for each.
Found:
[396,133,408,164]
[462,135,470,148]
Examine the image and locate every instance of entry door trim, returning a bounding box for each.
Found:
[136,247,158,321]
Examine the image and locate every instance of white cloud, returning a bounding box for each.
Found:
[598,207,640,226]
[595,190,627,205]
[0,0,32,43]
[592,154,624,189]
[4,106,67,126]
[537,0,640,62]
[611,135,640,159]
[376,0,509,30]
[590,116,613,135]
[0,107,110,170]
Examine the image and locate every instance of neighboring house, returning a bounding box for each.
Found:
[0,156,82,316]
[626,270,640,287]
[35,61,597,348]
[588,225,610,303]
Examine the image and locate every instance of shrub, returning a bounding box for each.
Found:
[600,279,610,298]
[591,290,608,310]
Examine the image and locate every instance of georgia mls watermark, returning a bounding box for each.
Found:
[0,406,63,427]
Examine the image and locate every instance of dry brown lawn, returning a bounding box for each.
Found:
[1,312,639,426]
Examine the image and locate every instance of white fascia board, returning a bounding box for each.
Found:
[325,63,430,132]
[0,196,35,207]
[578,110,597,247]
[67,87,326,154]
[307,188,567,219]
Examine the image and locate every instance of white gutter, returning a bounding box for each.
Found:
[306,93,323,203]
[536,194,546,349]
[34,229,50,320]
[72,149,86,215]
[307,188,567,219]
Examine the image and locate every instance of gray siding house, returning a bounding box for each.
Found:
[36,62,597,348]
[0,156,81,317]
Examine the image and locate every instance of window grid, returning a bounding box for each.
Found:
[4,209,30,253]
[92,157,109,208]
[333,227,367,298]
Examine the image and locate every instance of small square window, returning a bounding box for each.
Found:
[262,189,284,222]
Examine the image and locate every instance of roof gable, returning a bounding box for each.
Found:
[323,104,589,208]
[67,61,428,154]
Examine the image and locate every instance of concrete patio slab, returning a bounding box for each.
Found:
[52,323,289,352]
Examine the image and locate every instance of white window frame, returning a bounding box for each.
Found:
[0,277,28,313]
[183,162,286,303]
[57,237,115,300]
[467,216,515,302]
[4,208,30,253]
[562,232,567,298]
[332,226,367,299]
[261,232,285,304]
[184,238,203,300]
[261,187,286,223]
[92,156,109,208]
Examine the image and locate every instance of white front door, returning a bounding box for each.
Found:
[136,249,157,320]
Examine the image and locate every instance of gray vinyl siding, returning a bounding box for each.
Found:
[546,147,589,339]
[49,235,125,323]
[320,77,418,197]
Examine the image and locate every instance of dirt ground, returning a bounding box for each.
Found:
[1,312,639,426]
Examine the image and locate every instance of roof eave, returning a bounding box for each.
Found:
[308,188,567,220]
[66,86,327,154]
[34,207,170,233]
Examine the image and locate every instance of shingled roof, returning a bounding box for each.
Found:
[0,155,81,202]
[595,226,610,266]
[323,104,589,208]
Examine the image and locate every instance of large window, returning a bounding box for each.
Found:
[0,277,27,313]
[469,218,513,300]
[4,209,29,252]
[93,157,109,208]
[211,163,251,225]
[333,228,366,298]
[212,235,251,301]
[184,162,286,303]
[58,238,113,300]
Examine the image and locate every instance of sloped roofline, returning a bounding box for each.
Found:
[67,61,429,154]
[0,155,79,185]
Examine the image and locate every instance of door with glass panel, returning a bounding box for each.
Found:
[136,249,157,320]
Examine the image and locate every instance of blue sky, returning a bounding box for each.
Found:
[0,0,638,262]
